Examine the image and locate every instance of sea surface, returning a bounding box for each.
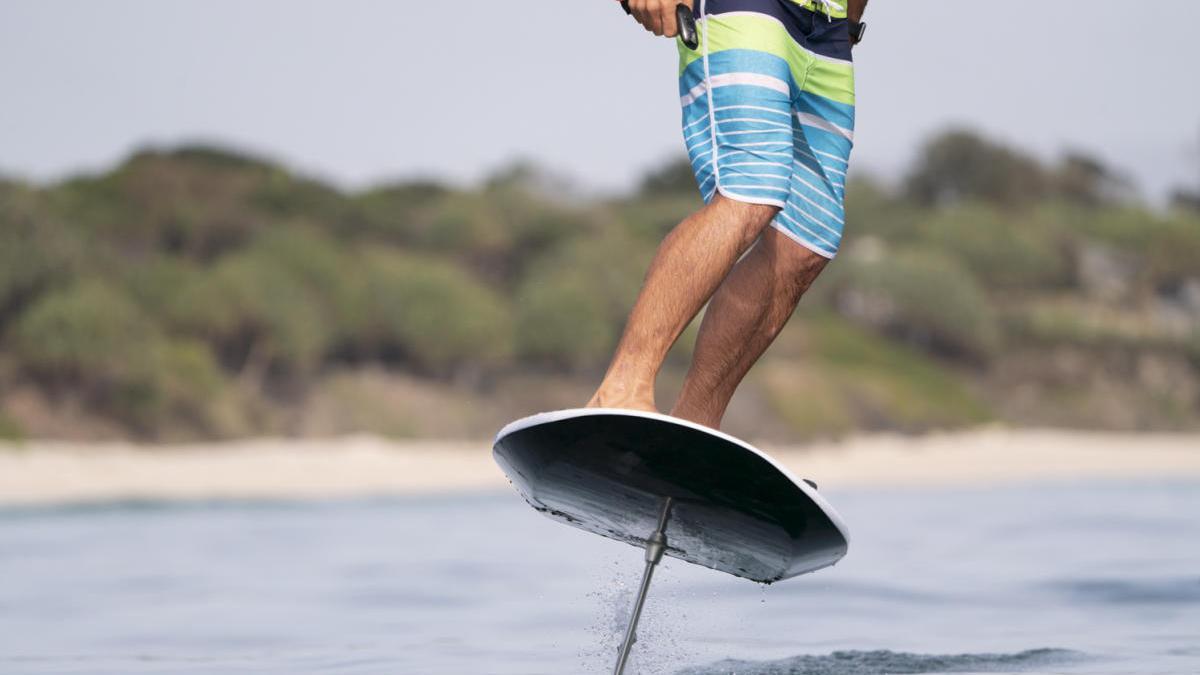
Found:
[0,479,1197,674]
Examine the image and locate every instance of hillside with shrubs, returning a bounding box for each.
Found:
[2,130,1199,442]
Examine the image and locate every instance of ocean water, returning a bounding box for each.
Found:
[0,479,1197,674]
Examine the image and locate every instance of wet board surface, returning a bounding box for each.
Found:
[492,409,849,583]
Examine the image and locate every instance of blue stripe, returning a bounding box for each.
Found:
[796,91,855,132]
[794,124,852,158]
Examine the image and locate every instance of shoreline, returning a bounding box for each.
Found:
[2,428,1199,506]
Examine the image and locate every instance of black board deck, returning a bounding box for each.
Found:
[493,408,849,583]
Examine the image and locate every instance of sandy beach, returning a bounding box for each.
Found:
[1,428,1198,506]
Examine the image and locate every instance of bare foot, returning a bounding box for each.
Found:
[585,389,658,414]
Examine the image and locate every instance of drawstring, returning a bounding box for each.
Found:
[812,0,843,21]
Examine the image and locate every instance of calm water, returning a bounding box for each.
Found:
[1,479,1197,674]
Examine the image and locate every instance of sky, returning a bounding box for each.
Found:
[1,0,1198,201]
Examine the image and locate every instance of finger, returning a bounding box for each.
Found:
[662,4,677,37]
[651,2,667,35]
[631,0,650,31]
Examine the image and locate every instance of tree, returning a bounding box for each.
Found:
[904,129,1048,208]
[1054,151,1136,206]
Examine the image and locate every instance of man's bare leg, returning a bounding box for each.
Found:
[586,194,779,412]
[671,227,829,428]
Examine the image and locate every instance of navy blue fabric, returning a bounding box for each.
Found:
[694,0,853,62]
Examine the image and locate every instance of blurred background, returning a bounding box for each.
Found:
[1,1,1199,443]
[2,2,1200,674]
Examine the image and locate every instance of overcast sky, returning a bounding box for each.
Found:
[1,1,1197,200]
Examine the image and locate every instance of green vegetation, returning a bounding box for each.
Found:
[0,411,23,442]
[0,129,1198,441]
[760,313,991,435]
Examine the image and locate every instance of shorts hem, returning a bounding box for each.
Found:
[768,220,836,259]
[713,185,786,209]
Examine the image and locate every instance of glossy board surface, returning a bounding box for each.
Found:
[493,409,849,583]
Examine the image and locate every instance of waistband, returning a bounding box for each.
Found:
[789,0,847,19]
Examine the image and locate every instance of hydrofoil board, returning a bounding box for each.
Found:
[493,408,849,583]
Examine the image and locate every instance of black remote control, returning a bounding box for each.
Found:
[620,2,699,50]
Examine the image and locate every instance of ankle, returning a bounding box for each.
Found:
[669,400,725,429]
[587,389,658,413]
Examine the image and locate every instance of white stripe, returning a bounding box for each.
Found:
[787,201,842,238]
[682,115,710,133]
[728,172,792,181]
[683,122,712,143]
[729,141,791,148]
[720,150,792,159]
[680,80,709,107]
[701,2,722,194]
[722,184,789,194]
[776,210,839,250]
[716,188,787,208]
[684,71,793,107]
[725,161,791,170]
[721,129,790,138]
[813,149,849,165]
[710,71,790,96]
[713,104,792,118]
[711,11,853,66]
[770,220,836,259]
[794,148,847,177]
[790,172,842,207]
[715,117,792,129]
[792,155,829,183]
[789,186,844,225]
[796,112,854,141]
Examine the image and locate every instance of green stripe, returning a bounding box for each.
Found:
[789,0,847,19]
[804,59,855,106]
[678,13,855,106]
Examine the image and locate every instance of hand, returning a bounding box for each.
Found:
[624,0,693,38]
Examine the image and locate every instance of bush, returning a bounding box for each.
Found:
[1143,213,1200,284]
[119,255,208,328]
[638,157,700,197]
[843,175,924,243]
[1007,299,1189,352]
[515,268,617,370]
[828,247,1001,360]
[242,228,367,342]
[760,314,991,435]
[0,184,81,322]
[47,146,279,261]
[904,129,1049,208]
[8,281,226,434]
[0,411,24,442]
[360,180,586,286]
[513,229,653,369]
[174,247,338,377]
[613,194,698,243]
[10,281,157,381]
[918,203,1070,291]
[353,180,451,241]
[359,251,514,373]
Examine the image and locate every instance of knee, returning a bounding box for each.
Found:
[762,227,829,291]
[709,194,780,250]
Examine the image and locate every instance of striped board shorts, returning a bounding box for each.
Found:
[679,0,855,258]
